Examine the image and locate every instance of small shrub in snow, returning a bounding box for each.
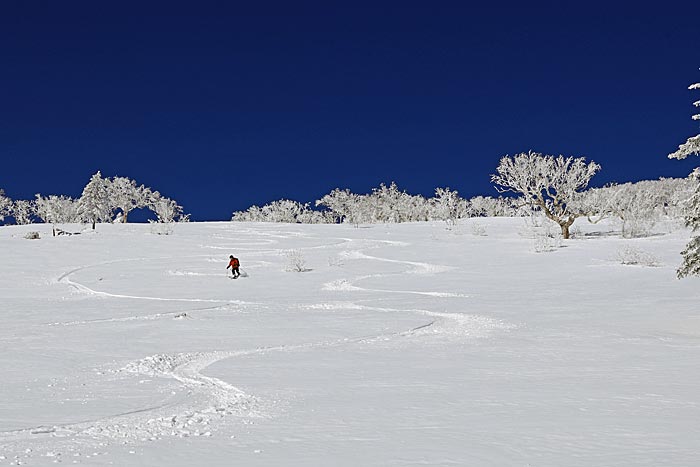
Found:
[24,231,40,240]
[328,255,345,267]
[569,225,583,239]
[522,214,563,252]
[533,231,563,253]
[149,220,174,236]
[284,249,309,272]
[470,222,487,236]
[616,245,661,267]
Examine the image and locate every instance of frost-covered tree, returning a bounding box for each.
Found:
[669,83,700,160]
[109,176,151,223]
[434,187,466,227]
[35,194,80,236]
[579,178,692,237]
[11,199,36,225]
[668,79,700,277]
[369,182,410,223]
[677,169,700,277]
[232,205,265,222]
[468,196,500,217]
[261,199,308,223]
[316,188,362,225]
[468,195,530,218]
[315,183,436,225]
[148,193,187,223]
[77,171,112,229]
[0,189,12,223]
[232,199,339,224]
[492,151,601,239]
[298,209,335,224]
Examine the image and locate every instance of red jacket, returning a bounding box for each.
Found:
[228,258,240,268]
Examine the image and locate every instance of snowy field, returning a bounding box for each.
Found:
[1,218,699,466]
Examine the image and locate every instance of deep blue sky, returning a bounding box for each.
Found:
[2,1,699,220]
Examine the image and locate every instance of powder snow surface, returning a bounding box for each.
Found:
[0,219,698,466]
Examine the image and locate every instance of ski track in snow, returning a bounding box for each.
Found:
[44,305,227,327]
[323,250,469,298]
[5,230,515,464]
[0,322,437,463]
[57,260,261,306]
[301,302,516,338]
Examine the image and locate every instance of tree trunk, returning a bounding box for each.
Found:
[561,223,570,239]
[560,216,577,239]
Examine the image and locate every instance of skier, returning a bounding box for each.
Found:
[227,255,240,279]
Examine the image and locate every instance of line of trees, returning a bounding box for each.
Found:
[231,182,532,226]
[231,175,693,238]
[0,172,188,235]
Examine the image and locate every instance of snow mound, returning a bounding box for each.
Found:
[121,353,204,376]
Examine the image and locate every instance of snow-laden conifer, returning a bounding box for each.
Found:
[77,171,112,229]
[668,79,700,277]
[677,169,700,278]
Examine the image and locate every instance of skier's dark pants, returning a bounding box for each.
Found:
[231,268,240,278]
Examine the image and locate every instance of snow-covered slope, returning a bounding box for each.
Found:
[1,219,698,466]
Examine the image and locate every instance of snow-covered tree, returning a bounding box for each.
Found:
[677,169,700,277]
[316,188,360,224]
[468,195,529,218]
[109,176,151,223]
[468,196,500,217]
[315,183,436,225]
[669,82,700,160]
[35,194,80,236]
[232,205,265,222]
[11,200,35,225]
[369,182,409,223]
[579,178,692,237]
[77,171,112,229]
[668,79,700,278]
[296,209,335,224]
[0,189,12,223]
[261,199,307,223]
[492,151,601,239]
[433,187,466,227]
[148,193,187,223]
[232,200,336,224]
